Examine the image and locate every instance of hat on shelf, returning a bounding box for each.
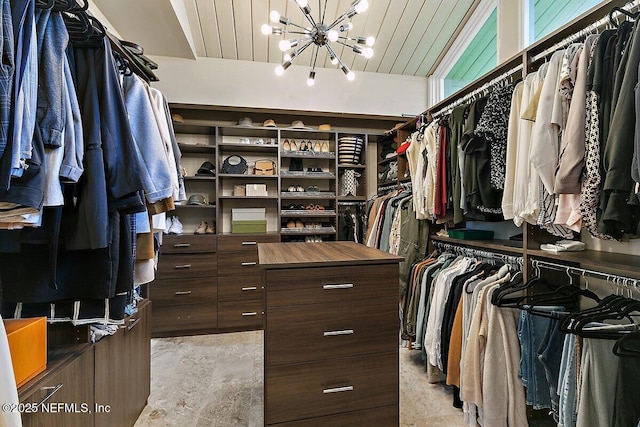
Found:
[318,124,332,131]
[187,194,208,205]
[172,113,184,123]
[263,119,277,128]
[237,117,253,127]
[290,120,312,130]
[196,161,216,176]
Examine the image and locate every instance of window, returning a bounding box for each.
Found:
[528,0,602,42]
[444,8,497,97]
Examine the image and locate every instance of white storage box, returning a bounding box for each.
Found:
[246,184,268,197]
[232,207,266,221]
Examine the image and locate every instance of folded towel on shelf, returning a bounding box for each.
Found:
[540,240,586,253]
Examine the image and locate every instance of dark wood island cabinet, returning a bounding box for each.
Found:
[258,241,403,427]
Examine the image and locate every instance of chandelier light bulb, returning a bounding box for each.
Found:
[307,71,316,87]
[275,65,285,76]
[269,10,280,23]
[283,53,292,62]
[366,36,375,47]
[354,0,368,14]
[261,24,272,35]
[328,30,339,42]
[279,39,292,52]
[363,47,374,58]
[295,0,308,7]
[330,55,339,65]
[347,71,355,81]
[340,23,354,32]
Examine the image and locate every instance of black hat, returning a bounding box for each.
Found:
[196,161,216,176]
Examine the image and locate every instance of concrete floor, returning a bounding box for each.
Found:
[134,331,465,426]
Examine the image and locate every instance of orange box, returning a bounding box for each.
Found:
[4,317,47,388]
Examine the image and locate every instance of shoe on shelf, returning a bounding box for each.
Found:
[169,216,184,235]
[316,236,323,242]
[307,185,320,193]
[206,221,216,234]
[313,141,321,152]
[321,141,330,153]
[299,140,307,151]
[305,236,312,243]
[283,139,291,152]
[287,185,297,192]
[164,217,172,234]
[290,139,298,151]
[296,185,305,192]
[286,219,296,229]
[195,221,207,235]
[295,219,304,229]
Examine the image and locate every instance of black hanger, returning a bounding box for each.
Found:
[609,6,639,28]
[562,296,640,339]
[613,332,640,358]
[36,0,55,9]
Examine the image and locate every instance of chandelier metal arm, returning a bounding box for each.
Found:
[298,5,318,28]
[287,21,311,32]
[325,43,345,68]
[326,10,352,31]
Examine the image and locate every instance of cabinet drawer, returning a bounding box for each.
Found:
[150,277,217,306]
[157,254,217,279]
[266,298,398,365]
[161,234,216,254]
[218,234,279,253]
[218,275,264,302]
[217,252,261,277]
[266,265,397,308]
[270,405,398,426]
[151,301,217,334]
[20,348,95,427]
[265,352,398,425]
[218,300,264,330]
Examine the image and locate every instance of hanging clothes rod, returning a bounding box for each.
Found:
[433,241,524,269]
[337,201,366,206]
[531,259,640,291]
[530,0,640,63]
[430,64,523,120]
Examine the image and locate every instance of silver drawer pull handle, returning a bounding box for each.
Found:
[127,318,140,331]
[323,283,354,290]
[242,241,257,246]
[174,264,192,269]
[324,329,354,337]
[37,383,63,406]
[242,287,257,291]
[242,312,258,316]
[173,243,191,248]
[175,291,192,296]
[323,386,353,394]
[241,262,257,266]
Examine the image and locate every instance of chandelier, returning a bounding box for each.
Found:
[261,0,375,86]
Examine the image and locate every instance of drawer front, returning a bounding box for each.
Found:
[265,352,398,425]
[20,349,95,427]
[151,301,217,334]
[266,298,398,365]
[266,265,397,308]
[151,278,217,334]
[218,234,279,253]
[217,252,261,277]
[218,300,264,330]
[157,254,217,279]
[161,234,217,254]
[150,277,217,306]
[218,274,264,302]
[270,405,398,427]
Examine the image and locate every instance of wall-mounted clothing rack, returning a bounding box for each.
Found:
[531,259,640,293]
[433,240,523,270]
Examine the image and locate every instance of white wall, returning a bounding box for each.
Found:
[149,55,428,118]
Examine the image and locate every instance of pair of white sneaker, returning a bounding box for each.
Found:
[305,236,322,242]
[165,216,184,235]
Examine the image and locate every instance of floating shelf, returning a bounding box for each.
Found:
[280,210,337,217]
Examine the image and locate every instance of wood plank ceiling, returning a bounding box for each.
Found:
[95,0,476,77]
